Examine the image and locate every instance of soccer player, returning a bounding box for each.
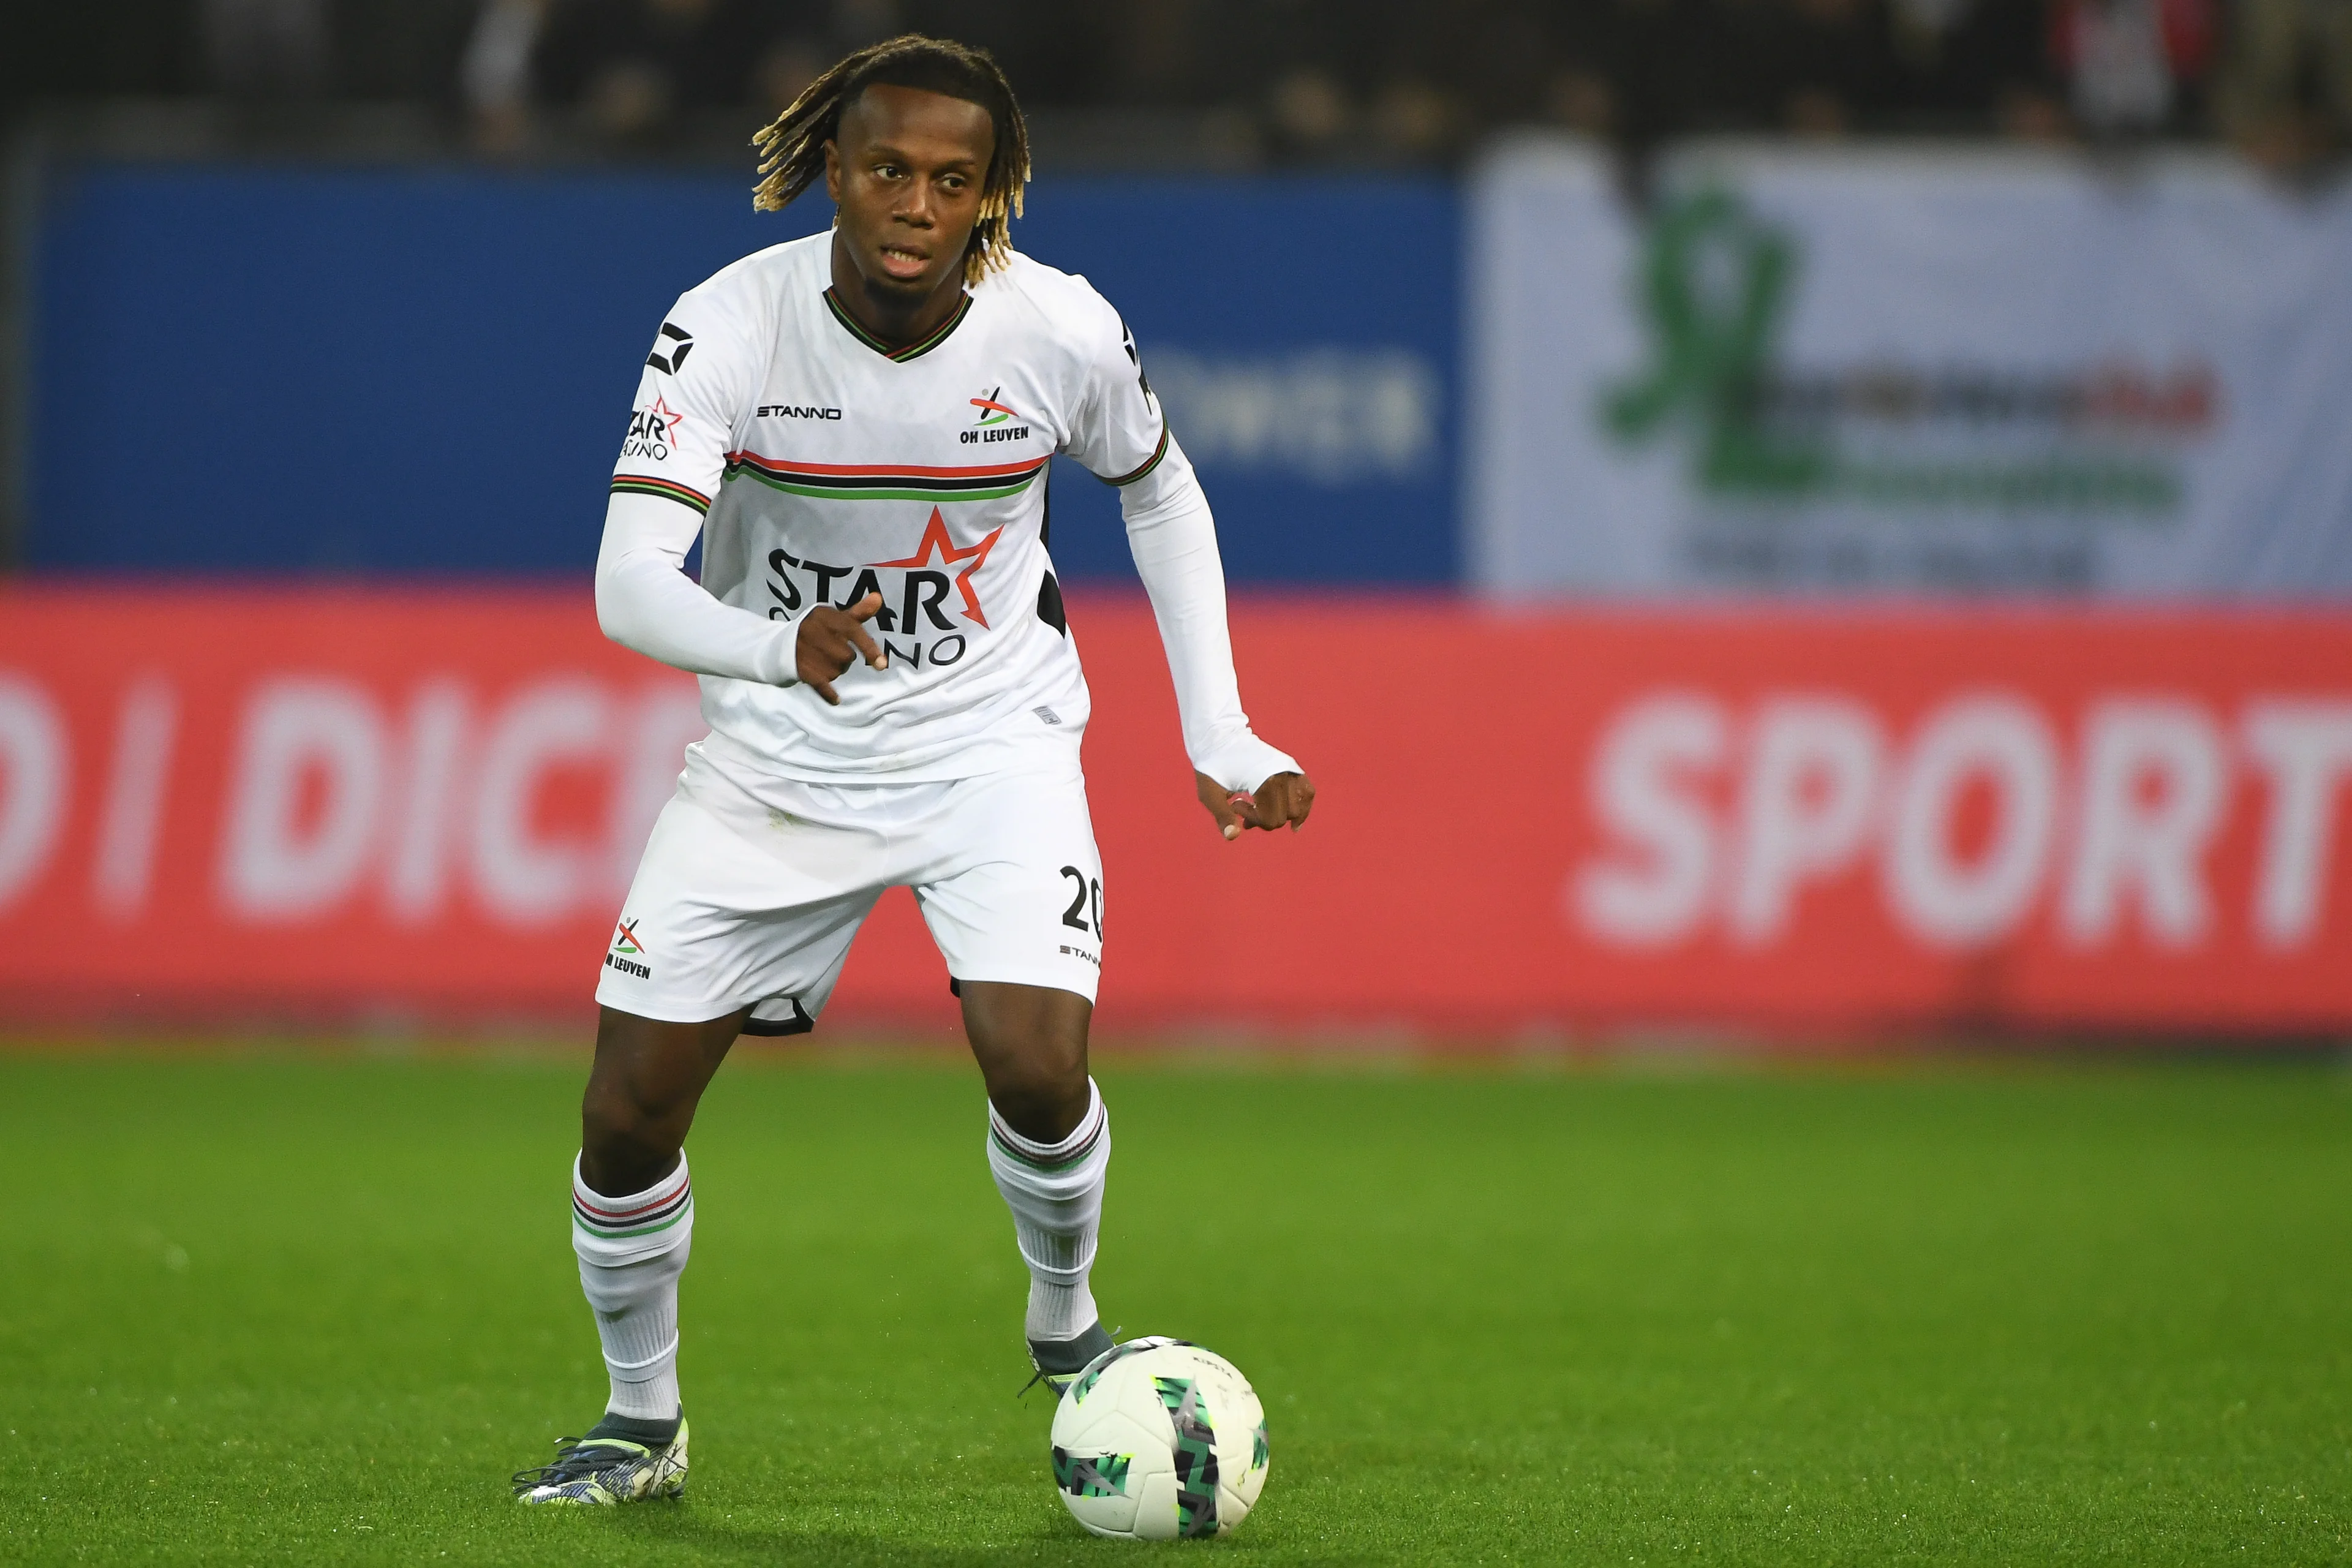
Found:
[511,34,1315,1506]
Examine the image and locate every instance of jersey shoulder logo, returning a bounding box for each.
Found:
[622,395,684,461]
[646,322,694,374]
[1118,317,1152,398]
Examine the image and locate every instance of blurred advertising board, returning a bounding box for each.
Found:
[23,166,1452,586]
[4,588,2351,1036]
[1468,140,2352,598]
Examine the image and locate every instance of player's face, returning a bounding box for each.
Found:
[824,85,995,305]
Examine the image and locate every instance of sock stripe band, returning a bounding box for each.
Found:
[989,1088,1106,1172]
[572,1156,693,1238]
[573,1186,692,1238]
[573,1180,690,1222]
[990,1121,1101,1172]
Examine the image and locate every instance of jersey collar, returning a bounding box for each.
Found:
[823,287,972,363]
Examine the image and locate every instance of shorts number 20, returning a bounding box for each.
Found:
[1059,866,1104,939]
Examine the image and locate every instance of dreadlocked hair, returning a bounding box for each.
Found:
[752,34,1029,288]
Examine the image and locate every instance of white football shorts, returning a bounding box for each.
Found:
[594,746,1106,1034]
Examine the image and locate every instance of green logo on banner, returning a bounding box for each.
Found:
[1600,189,2188,514]
[1605,189,1830,496]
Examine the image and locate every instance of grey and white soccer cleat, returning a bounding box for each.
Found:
[511,1414,688,1505]
[1025,1321,1117,1398]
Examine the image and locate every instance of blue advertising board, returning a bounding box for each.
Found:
[26,163,1455,584]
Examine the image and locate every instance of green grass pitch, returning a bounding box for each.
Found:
[1,1046,2347,1564]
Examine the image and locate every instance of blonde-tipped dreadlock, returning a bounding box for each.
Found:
[752,34,1030,288]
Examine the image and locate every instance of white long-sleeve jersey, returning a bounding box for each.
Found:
[595,232,1297,797]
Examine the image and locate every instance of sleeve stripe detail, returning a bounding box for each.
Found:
[611,475,712,514]
[1101,424,1172,488]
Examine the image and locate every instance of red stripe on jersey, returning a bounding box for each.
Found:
[724,452,1046,479]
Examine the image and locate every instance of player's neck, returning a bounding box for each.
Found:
[828,232,967,351]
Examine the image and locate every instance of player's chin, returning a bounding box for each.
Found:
[867,250,950,298]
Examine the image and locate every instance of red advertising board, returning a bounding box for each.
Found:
[2,587,2350,1035]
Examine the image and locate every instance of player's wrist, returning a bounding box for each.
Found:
[764,621,804,687]
[1194,734,1300,797]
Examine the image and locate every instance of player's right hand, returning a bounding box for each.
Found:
[1196,769,1316,839]
[796,592,888,704]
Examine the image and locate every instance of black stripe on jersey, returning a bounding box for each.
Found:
[611,475,713,513]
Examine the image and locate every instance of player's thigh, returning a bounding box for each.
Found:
[598,791,883,1028]
[914,769,1106,1002]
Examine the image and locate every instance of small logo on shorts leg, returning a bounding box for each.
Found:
[607,918,654,979]
[1058,944,1101,968]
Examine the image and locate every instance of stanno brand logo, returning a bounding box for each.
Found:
[760,403,843,420]
[621,396,684,461]
[646,322,693,374]
[963,385,1032,445]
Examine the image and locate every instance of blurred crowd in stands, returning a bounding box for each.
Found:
[8,0,2350,170]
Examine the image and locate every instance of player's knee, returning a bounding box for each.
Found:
[987,1049,1090,1144]
[579,1083,684,1194]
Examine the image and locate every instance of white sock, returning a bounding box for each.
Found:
[570,1152,693,1423]
[985,1079,1110,1343]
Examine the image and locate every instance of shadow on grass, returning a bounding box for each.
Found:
[582,1501,1351,1564]
[604,1504,1090,1564]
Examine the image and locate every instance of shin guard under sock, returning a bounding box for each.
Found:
[571,1153,693,1422]
[985,1080,1110,1343]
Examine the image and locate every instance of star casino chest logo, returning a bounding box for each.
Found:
[763,508,1005,673]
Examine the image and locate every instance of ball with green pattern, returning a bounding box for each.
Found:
[1047,1336,1269,1540]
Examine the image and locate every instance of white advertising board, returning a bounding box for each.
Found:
[1467,139,2352,598]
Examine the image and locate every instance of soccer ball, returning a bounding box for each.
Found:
[1048,1336,1268,1540]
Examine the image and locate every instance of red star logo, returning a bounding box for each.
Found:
[872,507,1004,628]
[646,394,685,439]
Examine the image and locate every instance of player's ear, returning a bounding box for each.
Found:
[823,139,842,203]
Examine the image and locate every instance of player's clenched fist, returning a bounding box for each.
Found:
[795,591,889,704]
[1196,769,1316,840]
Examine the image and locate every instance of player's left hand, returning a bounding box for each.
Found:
[1197,770,1315,840]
